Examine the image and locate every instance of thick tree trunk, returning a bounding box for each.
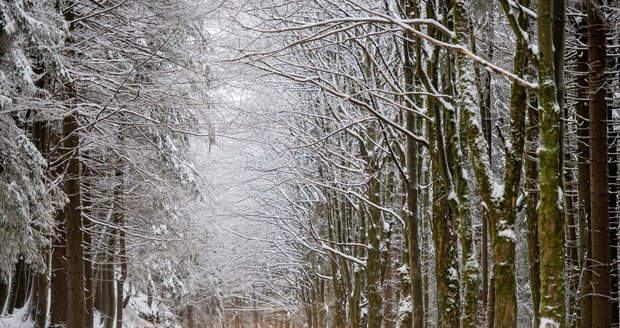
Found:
[607,14,620,325]
[326,195,347,328]
[537,0,566,325]
[0,279,8,314]
[587,1,610,327]
[364,123,384,328]
[454,3,482,327]
[32,120,50,328]
[479,36,493,327]
[7,253,27,315]
[428,103,461,328]
[63,112,86,328]
[574,4,592,326]
[401,0,424,324]
[461,1,529,326]
[34,258,49,328]
[525,93,540,328]
[12,259,29,313]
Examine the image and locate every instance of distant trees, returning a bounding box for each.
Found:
[228,0,620,327]
[0,0,211,326]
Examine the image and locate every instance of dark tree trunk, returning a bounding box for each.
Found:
[83,163,94,328]
[63,112,86,328]
[575,4,592,326]
[50,209,67,328]
[607,8,620,324]
[34,259,49,328]
[188,305,195,328]
[401,1,424,325]
[5,265,17,315]
[7,258,27,314]
[32,120,50,328]
[525,93,540,328]
[587,1,611,327]
[115,169,127,328]
[0,279,7,314]
[27,272,38,320]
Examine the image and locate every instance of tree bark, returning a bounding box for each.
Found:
[49,209,67,328]
[525,93,540,328]
[63,112,86,328]
[587,1,610,327]
[31,120,50,328]
[82,162,94,328]
[115,169,127,328]
[574,3,592,325]
[401,1,424,325]
[537,0,566,325]
[454,2,482,327]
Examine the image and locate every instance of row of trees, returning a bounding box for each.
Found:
[0,0,213,327]
[220,0,620,327]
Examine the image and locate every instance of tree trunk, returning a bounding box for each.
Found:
[364,124,385,328]
[537,0,566,325]
[5,265,16,314]
[83,163,94,328]
[575,3,592,325]
[27,272,38,320]
[587,1,610,327]
[63,112,86,328]
[188,305,195,328]
[454,3,482,327]
[49,209,67,328]
[401,1,424,324]
[525,92,540,328]
[115,169,127,328]
[104,253,116,328]
[31,120,50,328]
[12,259,29,313]
[0,278,8,314]
[34,256,49,328]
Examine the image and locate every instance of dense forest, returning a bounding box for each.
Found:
[1,0,620,327]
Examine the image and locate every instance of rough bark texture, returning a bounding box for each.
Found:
[32,121,50,328]
[587,1,610,327]
[115,169,127,328]
[63,112,86,328]
[461,1,529,325]
[49,209,67,328]
[366,147,384,328]
[525,94,540,328]
[454,3,481,327]
[575,4,592,326]
[34,260,48,328]
[83,164,94,328]
[537,0,566,325]
[402,1,424,324]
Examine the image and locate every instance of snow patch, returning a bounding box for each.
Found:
[492,182,504,202]
[539,317,560,328]
[498,229,516,241]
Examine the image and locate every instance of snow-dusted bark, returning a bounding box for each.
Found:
[453,2,482,327]
[536,0,565,326]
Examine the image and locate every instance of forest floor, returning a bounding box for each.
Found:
[0,292,179,328]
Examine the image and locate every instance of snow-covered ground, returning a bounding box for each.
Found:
[0,292,180,328]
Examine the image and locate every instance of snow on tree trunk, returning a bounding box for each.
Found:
[537,0,566,325]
